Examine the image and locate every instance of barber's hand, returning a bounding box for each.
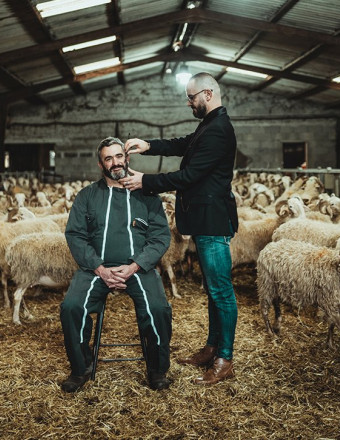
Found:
[109,263,140,282]
[119,168,143,191]
[94,265,127,289]
[124,138,150,155]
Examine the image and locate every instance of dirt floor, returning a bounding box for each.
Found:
[0,263,339,440]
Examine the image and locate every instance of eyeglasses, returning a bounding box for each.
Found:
[186,89,213,102]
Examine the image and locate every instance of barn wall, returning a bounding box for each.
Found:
[5,75,339,180]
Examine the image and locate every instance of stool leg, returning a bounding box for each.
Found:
[91,303,106,381]
[138,324,148,366]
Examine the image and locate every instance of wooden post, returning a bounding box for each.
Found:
[0,104,7,172]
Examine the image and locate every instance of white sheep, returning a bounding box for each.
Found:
[272,217,340,248]
[159,200,190,299]
[230,196,307,268]
[5,232,78,324]
[0,218,60,309]
[257,239,340,348]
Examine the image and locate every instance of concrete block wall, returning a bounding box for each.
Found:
[5,74,340,180]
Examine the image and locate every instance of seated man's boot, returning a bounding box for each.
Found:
[177,345,217,367]
[148,372,171,391]
[194,357,234,385]
[61,373,90,393]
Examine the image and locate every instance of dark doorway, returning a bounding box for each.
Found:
[282,142,307,168]
[4,144,55,172]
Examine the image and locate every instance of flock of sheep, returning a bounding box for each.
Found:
[0,172,339,350]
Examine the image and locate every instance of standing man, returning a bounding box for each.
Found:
[60,137,172,393]
[121,72,238,385]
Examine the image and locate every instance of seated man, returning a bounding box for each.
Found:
[60,136,172,392]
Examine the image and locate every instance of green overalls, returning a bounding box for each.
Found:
[60,179,172,376]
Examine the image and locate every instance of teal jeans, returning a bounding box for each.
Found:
[194,235,237,360]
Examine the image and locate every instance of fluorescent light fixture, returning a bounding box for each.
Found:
[74,57,120,75]
[176,65,192,85]
[226,67,268,79]
[62,36,116,53]
[332,75,340,83]
[187,1,202,8]
[36,0,111,18]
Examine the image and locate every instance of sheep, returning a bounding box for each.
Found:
[6,207,36,222]
[320,193,340,223]
[257,239,340,349]
[237,207,266,221]
[0,218,60,309]
[246,183,275,206]
[230,215,281,267]
[5,232,78,325]
[14,192,26,207]
[272,217,340,248]
[230,196,308,268]
[159,200,190,299]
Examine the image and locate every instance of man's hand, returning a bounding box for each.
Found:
[124,138,150,155]
[94,265,127,289]
[119,168,143,191]
[107,263,140,287]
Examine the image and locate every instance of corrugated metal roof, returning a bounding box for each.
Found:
[0,0,339,107]
[120,0,182,23]
[279,0,340,34]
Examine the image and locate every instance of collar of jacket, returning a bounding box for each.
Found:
[201,106,226,125]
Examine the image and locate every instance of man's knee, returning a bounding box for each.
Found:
[60,291,83,319]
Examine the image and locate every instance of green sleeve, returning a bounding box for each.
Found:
[132,196,170,272]
[65,189,103,271]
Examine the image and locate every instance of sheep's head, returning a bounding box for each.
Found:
[288,196,307,218]
[275,200,290,218]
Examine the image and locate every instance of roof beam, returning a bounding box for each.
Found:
[289,85,327,100]
[0,66,46,105]
[2,0,86,97]
[251,43,326,92]
[0,104,7,172]
[2,49,339,103]
[1,8,340,67]
[251,29,339,92]
[216,0,300,81]
[106,0,125,86]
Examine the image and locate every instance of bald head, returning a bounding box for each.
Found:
[186,72,222,119]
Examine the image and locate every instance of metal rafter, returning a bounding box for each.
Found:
[216,0,301,81]
[106,0,125,85]
[1,49,339,104]
[1,8,340,67]
[252,28,340,95]
[2,0,86,97]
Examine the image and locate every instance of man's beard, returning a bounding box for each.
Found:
[191,102,207,119]
[103,162,128,181]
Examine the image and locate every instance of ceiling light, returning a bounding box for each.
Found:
[74,57,120,75]
[36,0,111,18]
[62,36,116,52]
[187,1,202,8]
[332,75,340,83]
[176,65,192,86]
[226,67,268,79]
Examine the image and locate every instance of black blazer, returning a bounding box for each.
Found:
[142,106,238,236]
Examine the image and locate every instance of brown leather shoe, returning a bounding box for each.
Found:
[177,345,217,367]
[194,357,234,385]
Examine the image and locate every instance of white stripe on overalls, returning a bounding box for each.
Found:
[126,190,161,346]
[79,187,113,343]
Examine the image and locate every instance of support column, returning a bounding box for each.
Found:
[0,104,8,172]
